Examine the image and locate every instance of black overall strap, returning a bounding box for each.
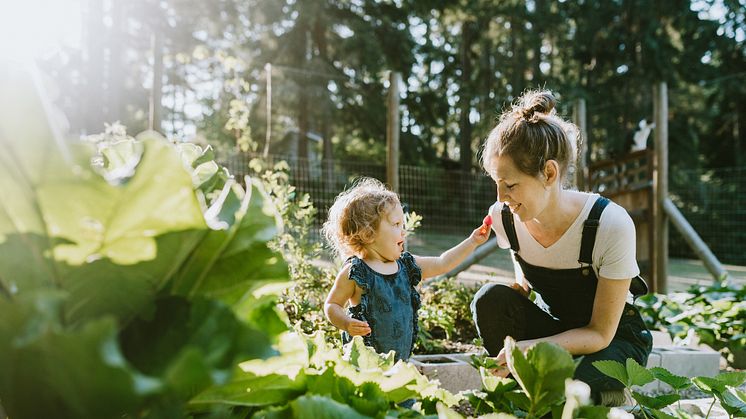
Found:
[578,196,610,265]
[501,203,520,252]
[578,196,649,297]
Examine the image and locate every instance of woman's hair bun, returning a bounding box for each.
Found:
[519,90,556,122]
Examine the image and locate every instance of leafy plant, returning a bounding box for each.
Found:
[638,283,746,366]
[504,336,577,418]
[691,371,746,418]
[417,278,480,353]
[246,158,340,342]
[191,330,461,417]
[0,64,289,418]
[594,359,746,418]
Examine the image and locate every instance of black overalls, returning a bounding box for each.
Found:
[471,196,653,400]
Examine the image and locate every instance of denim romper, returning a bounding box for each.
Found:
[342,252,422,361]
[472,196,653,398]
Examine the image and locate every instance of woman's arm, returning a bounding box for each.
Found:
[502,276,631,358]
[414,223,490,279]
[324,264,371,336]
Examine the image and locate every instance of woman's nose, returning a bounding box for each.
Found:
[497,184,507,202]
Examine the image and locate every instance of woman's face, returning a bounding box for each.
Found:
[490,154,549,222]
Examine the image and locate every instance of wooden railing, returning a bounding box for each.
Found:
[588,149,655,288]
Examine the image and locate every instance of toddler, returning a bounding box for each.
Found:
[323,177,490,361]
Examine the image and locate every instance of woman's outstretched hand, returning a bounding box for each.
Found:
[487,350,510,377]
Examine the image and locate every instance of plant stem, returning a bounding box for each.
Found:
[638,402,651,419]
[705,398,715,418]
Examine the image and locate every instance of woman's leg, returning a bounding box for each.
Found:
[471,284,565,356]
[575,306,653,402]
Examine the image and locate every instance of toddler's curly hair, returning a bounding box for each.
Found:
[322,177,400,260]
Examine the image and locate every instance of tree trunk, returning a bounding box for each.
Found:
[459,21,475,172]
[85,0,105,133]
[107,0,124,123]
[510,13,525,98]
[149,31,163,133]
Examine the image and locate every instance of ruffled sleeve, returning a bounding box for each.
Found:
[345,256,370,293]
[399,252,422,287]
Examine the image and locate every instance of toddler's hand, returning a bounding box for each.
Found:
[346,318,371,336]
[480,214,492,235]
[471,214,492,245]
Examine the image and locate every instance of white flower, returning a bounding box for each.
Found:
[565,379,591,406]
[608,407,634,419]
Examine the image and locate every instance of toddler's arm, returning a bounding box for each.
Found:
[324,263,371,336]
[415,218,491,279]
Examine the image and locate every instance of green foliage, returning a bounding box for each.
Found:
[691,372,746,418]
[505,337,576,418]
[0,65,289,418]
[638,283,746,365]
[192,331,461,417]
[417,278,480,353]
[593,358,655,388]
[594,359,746,418]
[247,158,340,342]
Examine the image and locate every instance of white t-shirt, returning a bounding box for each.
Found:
[489,193,640,282]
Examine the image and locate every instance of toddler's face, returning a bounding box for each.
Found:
[368,203,406,262]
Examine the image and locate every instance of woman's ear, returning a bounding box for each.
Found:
[543,160,560,186]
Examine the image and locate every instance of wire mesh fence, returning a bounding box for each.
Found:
[223,153,497,239]
[224,152,746,267]
[669,166,746,266]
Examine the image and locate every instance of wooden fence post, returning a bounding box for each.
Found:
[653,82,669,293]
[387,72,401,193]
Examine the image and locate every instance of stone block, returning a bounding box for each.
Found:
[410,353,483,394]
[634,346,720,394]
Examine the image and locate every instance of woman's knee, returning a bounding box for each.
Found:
[471,284,524,327]
[472,284,517,311]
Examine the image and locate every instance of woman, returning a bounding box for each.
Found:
[472,89,652,405]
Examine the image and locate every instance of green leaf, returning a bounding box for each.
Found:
[119,297,274,381]
[631,391,680,409]
[305,367,355,402]
[435,401,466,419]
[651,367,691,391]
[714,371,746,388]
[98,138,144,184]
[506,337,575,418]
[289,395,370,419]
[170,178,289,304]
[0,293,143,418]
[576,405,612,419]
[593,360,629,386]
[649,408,679,419]
[190,374,306,407]
[480,367,517,393]
[719,387,746,417]
[626,358,655,386]
[240,332,309,380]
[346,382,390,417]
[242,293,291,339]
[252,405,292,419]
[691,376,723,396]
[348,335,395,371]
